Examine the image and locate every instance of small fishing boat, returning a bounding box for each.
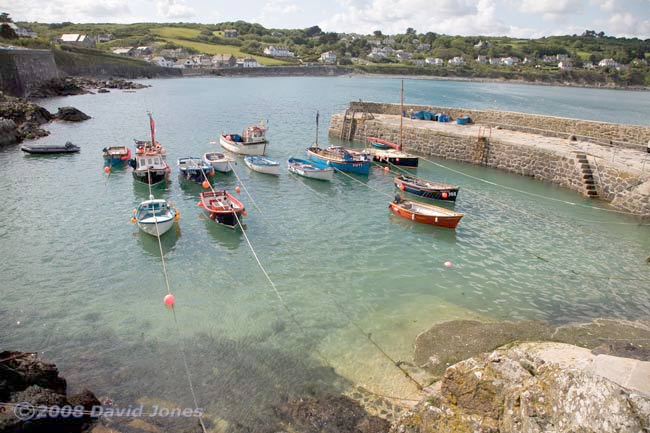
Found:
[306,146,371,175]
[102,146,131,165]
[220,123,268,155]
[200,190,245,229]
[129,150,171,185]
[364,147,419,167]
[203,151,233,173]
[133,195,179,237]
[178,157,214,183]
[21,141,80,154]
[389,196,463,229]
[287,157,334,181]
[394,175,459,201]
[244,155,280,176]
[367,136,400,150]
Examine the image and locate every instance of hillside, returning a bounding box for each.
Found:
[6,18,650,87]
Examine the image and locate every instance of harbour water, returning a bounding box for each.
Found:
[1,76,649,430]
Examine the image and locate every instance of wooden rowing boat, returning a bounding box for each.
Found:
[389,196,463,229]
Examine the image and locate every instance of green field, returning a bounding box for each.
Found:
[162,38,291,65]
[151,27,202,39]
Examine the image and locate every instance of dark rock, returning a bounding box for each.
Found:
[0,351,66,395]
[276,394,390,433]
[28,78,88,98]
[68,389,100,410]
[17,121,50,140]
[97,88,110,93]
[591,341,650,361]
[55,106,90,122]
[0,118,19,146]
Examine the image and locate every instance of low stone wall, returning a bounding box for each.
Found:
[349,101,650,150]
[0,48,59,97]
[201,65,352,77]
[329,113,650,217]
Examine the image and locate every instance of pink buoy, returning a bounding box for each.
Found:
[163,294,175,306]
[235,186,241,193]
[444,261,452,268]
[383,166,389,172]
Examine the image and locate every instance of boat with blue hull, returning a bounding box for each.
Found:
[178,157,214,183]
[102,146,131,166]
[306,146,371,175]
[394,175,459,202]
[287,157,334,181]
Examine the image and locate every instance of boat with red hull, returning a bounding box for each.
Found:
[389,196,463,229]
[200,190,245,228]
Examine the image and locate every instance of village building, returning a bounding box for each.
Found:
[263,46,294,57]
[319,51,337,64]
[558,61,573,70]
[237,57,260,68]
[598,58,618,67]
[223,29,238,38]
[160,48,189,60]
[476,55,488,64]
[411,59,425,66]
[134,46,152,56]
[6,23,37,38]
[416,43,431,51]
[58,33,95,47]
[150,56,174,68]
[425,57,444,66]
[96,33,113,43]
[448,56,465,66]
[212,53,237,67]
[191,54,213,68]
[395,50,413,62]
[111,47,135,56]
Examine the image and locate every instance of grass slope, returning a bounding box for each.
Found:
[162,38,290,65]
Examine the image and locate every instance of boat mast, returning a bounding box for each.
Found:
[148,112,155,150]
[399,80,404,151]
[315,111,319,147]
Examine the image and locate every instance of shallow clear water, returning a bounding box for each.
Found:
[1,77,649,430]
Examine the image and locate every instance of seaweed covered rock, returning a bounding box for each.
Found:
[0,118,19,146]
[55,106,90,122]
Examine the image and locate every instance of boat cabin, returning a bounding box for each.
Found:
[135,153,166,170]
[242,125,266,143]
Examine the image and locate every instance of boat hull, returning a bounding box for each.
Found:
[203,153,233,173]
[178,158,214,183]
[367,136,400,150]
[103,147,131,165]
[132,169,169,186]
[138,217,175,236]
[220,135,267,155]
[287,158,334,181]
[394,176,459,202]
[244,157,280,175]
[306,149,370,175]
[389,201,463,229]
[21,145,80,154]
[200,190,245,229]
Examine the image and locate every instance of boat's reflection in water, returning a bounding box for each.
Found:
[132,179,171,200]
[200,214,245,250]
[135,224,181,257]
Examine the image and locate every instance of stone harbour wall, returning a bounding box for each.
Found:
[0,48,59,97]
[329,113,650,217]
[348,101,650,150]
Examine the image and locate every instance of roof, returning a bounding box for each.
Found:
[60,34,87,42]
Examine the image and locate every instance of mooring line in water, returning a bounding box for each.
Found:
[332,167,394,198]
[372,161,650,282]
[417,155,645,216]
[144,173,209,433]
[198,168,427,392]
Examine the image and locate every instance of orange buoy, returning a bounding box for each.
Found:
[202,180,210,189]
[130,217,136,224]
[104,166,111,174]
[444,261,452,268]
[242,210,247,216]
[209,170,215,177]
[163,294,175,306]
[442,192,448,199]
[383,166,389,172]
[399,184,405,191]
[198,201,203,207]
[235,186,241,193]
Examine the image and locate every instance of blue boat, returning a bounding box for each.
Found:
[177,157,214,183]
[306,146,371,175]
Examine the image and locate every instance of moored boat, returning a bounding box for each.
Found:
[306,145,371,175]
[178,157,214,182]
[199,190,245,229]
[21,141,80,154]
[244,155,280,175]
[102,146,131,165]
[367,136,400,150]
[203,151,233,173]
[220,124,268,155]
[389,196,463,229]
[364,147,419,167]
[287,157,334,181]
[128,113,170,186]
[394,175,459,201]
[133,195,179,237]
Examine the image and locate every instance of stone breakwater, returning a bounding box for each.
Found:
[329,103,650,217]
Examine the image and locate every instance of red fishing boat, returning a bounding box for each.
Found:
[389,196,463,229]
[200,190,245,228]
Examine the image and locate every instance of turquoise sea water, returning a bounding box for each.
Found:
[1,77,649,430]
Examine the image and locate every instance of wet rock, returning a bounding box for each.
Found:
[0,117,18,146]
[28,77,88,98]
[97,88,110,94]
[55,106,90,122]
[68,389,101,410]
[276,394,390,433]
[393,343,650,433]
[0,351,66,395]
[17,121,50,140]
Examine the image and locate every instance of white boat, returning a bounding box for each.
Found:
[133,196,178,237]
[220,124,268,155]
[287,157,334,181]
[203,151,233,173]
[244,155,280,175]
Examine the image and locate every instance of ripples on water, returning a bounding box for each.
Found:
[1,77,649,430]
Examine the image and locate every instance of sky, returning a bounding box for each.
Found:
[2,0,650,39]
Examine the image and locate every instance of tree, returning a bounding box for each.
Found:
[305,25,322,37]
[0,23,17,39]
[406,27,416,35]
[373,30,382,38]
[0,12,12,23]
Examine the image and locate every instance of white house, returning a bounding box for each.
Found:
[558,61,572,70]
[112,47,135,56]
[174,58,195,69]
[448,56,465,66]
[59,34,95,47]
[237,57,260,68]
[583,61,594,69]
[212,54,236,67]
[263,46,294,57]
[367,39,382,46]
[319,51,337,64]
[476,55,488,64]
[500,57,520,66]
[150,56,174,68]
[6,23,37,38]
[395,50,413,62]
[598,58,618,67]
[489,57,500,65]
[135,46,152,56]
[191,54,212,68]
[425,57,444,66]
[416,43,431,51]
[367,52,386,61]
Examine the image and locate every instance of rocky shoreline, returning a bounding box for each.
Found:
[27,77,150,99]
